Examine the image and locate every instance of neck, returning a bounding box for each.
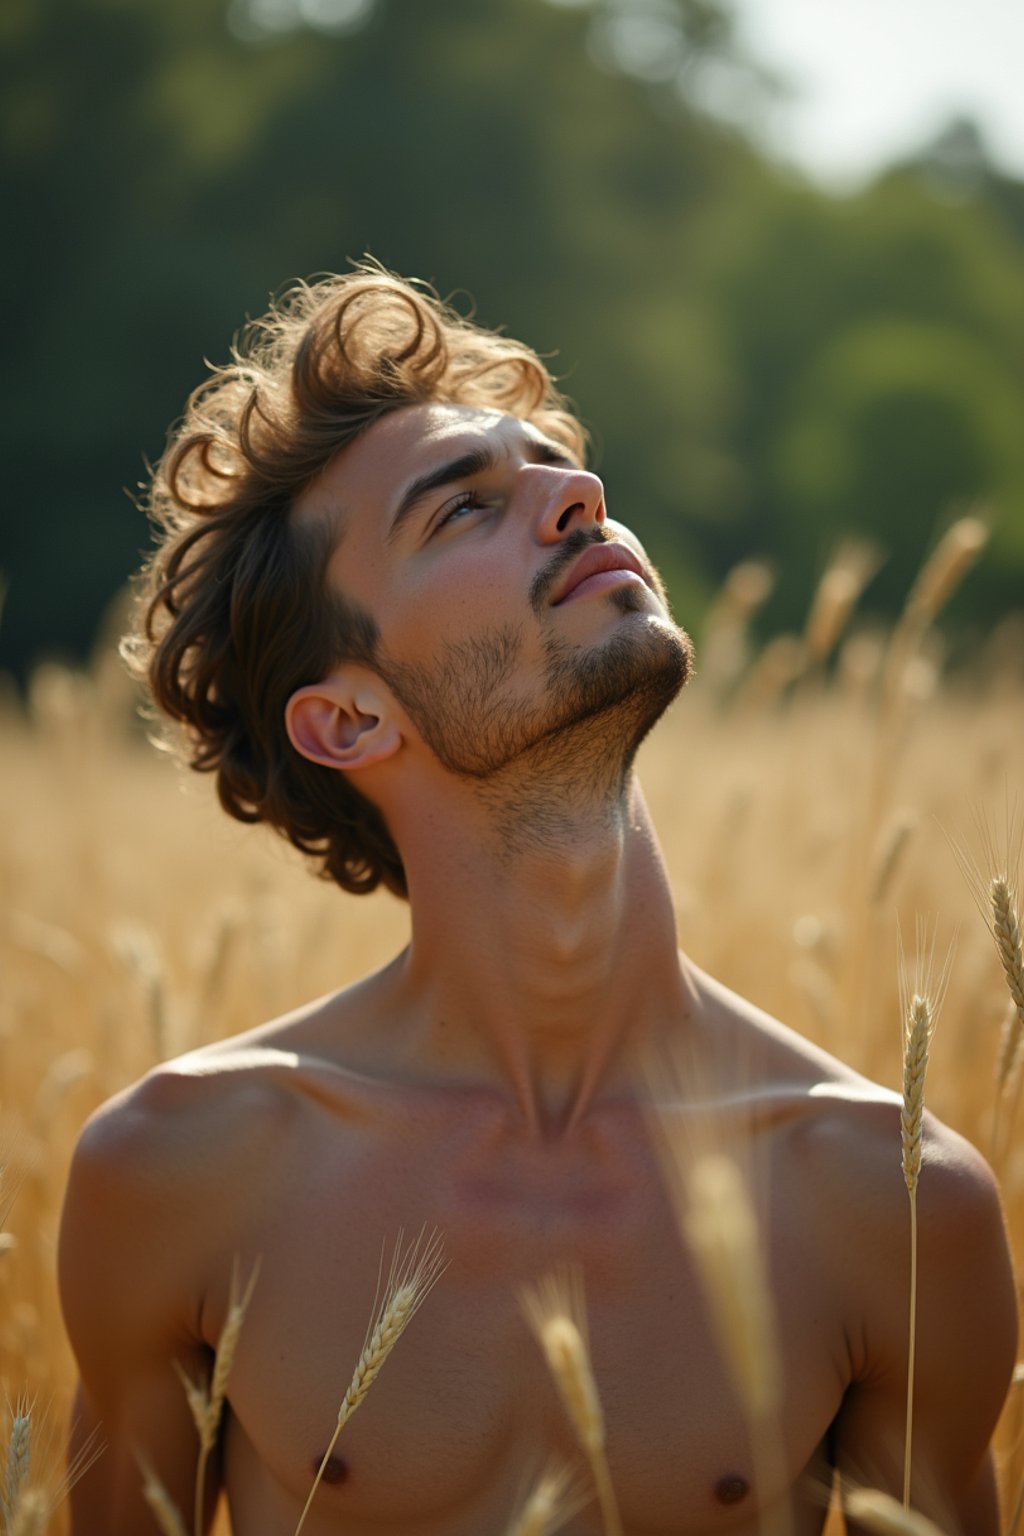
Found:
[381,747,691,1136]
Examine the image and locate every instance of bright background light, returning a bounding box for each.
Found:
[728,0,1024,187]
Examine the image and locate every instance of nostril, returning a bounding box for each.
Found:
[557,502,584,533]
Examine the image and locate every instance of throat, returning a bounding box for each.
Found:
[467,695,663,864]
[392,780,689,1128]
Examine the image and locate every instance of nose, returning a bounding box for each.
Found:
[528,464,606,543]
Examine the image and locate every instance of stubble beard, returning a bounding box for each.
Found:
[379,579,694,793]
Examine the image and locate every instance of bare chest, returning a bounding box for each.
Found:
[215,1095,843,1535]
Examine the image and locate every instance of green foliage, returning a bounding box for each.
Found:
[1,0,1022,676]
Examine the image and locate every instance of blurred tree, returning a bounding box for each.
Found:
[704,167,1024,634]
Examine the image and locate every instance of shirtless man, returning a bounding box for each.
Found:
[59,267,1016,1536]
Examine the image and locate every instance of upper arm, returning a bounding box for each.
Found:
[832,1123,1016,1535]
[58,1082,219,1536]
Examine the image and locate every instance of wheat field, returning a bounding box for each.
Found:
[2,542,1024,1533]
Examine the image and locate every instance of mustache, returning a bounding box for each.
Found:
[529,528,610,615]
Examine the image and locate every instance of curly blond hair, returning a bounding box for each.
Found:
[125,264,587,897]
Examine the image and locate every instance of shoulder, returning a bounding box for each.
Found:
[692,967,1015,1363]
[797,1090,1009,1276]
[803,1094,1015,1457]
[60,982,383,1266]
[58,1035,310,1349]
[65,1038,299,1206]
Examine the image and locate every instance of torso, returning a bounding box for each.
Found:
[138,963,907,1536]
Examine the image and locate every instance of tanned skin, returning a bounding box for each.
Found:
[59,404,1016,1536]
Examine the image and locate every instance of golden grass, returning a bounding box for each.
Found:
[174,1258,261,1536]
[295,1228,446,1536]
[521,1270,622,1536]
[3,1404,31,1522]
[136,1454,189,1536]
[844,1487,947,1536]
[1,572,1023,1532]
[505,1461,584,1536]
[7,1488,49,1536]
[897,924,953,1512]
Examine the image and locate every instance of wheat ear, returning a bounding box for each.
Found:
[881,515,987,716]
[293,1228,446,1536]
[845,1488,946,1536]
[803,539,880,670]
[946,811,1024,1158]
[521,1269,622,1536]
[175,1255,260,1536]
[505,1460,584,1536]
[992,876,1024,1016]
[991,877,1024,1157]
[3,1405,32,1528]
[135,1455,188,1536]
[901,992,931,1510]
[872,811,917,907]
[897,920,951,1511]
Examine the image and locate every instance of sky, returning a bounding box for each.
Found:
[725,0,1024,189]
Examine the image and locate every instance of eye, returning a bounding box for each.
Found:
[433,490,488,533]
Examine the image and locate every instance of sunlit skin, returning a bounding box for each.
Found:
[60,404,1015,1536]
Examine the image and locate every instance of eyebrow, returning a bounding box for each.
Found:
[386,435,576,545]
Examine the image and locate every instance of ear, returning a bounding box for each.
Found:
[285,671,401,773]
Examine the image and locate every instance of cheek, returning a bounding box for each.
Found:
[393,559,515,641]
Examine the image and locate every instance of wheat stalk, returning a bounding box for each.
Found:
[643,1042,791,1536]
[803,539,880,671]
[174,1255,260,1536]
[505,1460,584,1536]
[684,1153,793,1536]
[901,990,931,1511]
[995,997,1023,1109]
[521,1269,622,1536]
[135,1455,189,1536]
[684,1154,782,1423]
[991,877,1024,1156]
[7,1487,48,1536]
[32,1047,94,1134]
[897,921,952,1510]
[872,811,917,907]
[845,1487,947,1536]
[903,516,989,628]
[948,812,1024,1160]
[293,1227,446,1536]
[883,515,988,711]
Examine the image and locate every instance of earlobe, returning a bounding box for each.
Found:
[285,678,401,772]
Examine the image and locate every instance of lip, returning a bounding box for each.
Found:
[550,541,651,605]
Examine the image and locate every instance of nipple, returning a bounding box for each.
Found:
[311,1452,349,1486]
[714,1473,750,1506]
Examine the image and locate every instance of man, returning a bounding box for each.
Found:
[59,265,1015,1536]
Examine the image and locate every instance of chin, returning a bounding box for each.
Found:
[547,606,694,737]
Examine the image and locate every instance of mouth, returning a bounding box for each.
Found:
[550,541,652,606]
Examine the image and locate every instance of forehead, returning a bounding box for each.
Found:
[294,402,543,533]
